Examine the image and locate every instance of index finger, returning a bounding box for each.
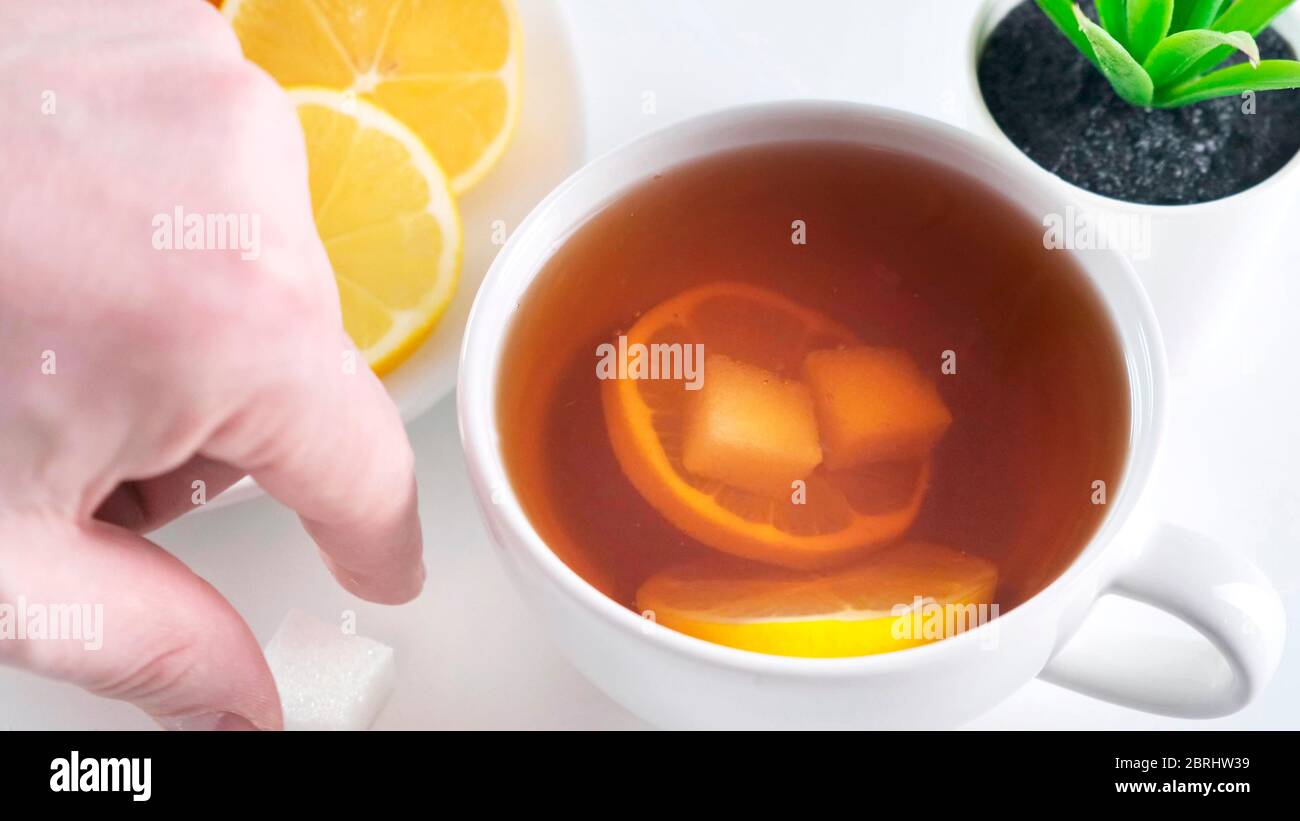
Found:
[206,330,425,605]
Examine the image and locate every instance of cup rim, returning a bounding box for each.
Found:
[965,0,1300,213]
[458,99,1168,677]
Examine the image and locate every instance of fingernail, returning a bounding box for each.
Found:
[161,711,262,731]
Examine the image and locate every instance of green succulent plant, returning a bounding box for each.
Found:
[1036,0,1300,106]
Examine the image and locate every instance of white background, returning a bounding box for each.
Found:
[1,0,1297,730]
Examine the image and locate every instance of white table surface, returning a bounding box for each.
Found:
[2,0,1297,730]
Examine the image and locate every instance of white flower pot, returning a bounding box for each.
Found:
[964,0,1300,378]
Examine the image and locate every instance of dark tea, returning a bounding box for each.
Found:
[497,142,1130,658]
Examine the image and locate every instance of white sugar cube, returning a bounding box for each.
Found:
[681,354,822,500]
[263,609,396,731]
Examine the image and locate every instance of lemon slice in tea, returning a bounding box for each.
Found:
[637,542,998,658]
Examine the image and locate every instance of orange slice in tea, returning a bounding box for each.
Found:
[636,542,998,658]
[602,282,931,569]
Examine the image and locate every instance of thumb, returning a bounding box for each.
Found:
[0,515,281,730]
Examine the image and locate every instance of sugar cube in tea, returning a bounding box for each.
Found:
[681,354,822,499]
[802,346,952,470]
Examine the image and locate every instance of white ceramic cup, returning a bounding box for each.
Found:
[458,102,1286,729]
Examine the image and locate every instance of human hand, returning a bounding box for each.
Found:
[0,0,424,730]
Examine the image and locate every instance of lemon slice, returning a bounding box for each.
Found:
[224,0,522,193]
[637,543,999,658]
[290,87,461,375]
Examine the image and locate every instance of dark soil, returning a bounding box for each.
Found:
[978,0,1300,205]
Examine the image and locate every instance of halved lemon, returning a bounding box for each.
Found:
[637,542,998,658]
[602,282,931,570]
[291,87,461,375]
[225,0,522,193]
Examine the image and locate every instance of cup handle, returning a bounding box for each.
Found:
[1038,523,1286,718]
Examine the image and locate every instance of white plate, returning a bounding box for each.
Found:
[210,0,586,509]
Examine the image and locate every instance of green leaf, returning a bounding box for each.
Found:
[1170,0,1229,32]
[1213,0,1294,34]
[1075,4,1157,104]
[1097,0,1130,48]
[1154,58,1300,105]
[1128,0,1176,63]
[1183,0,1294,81]
[1035,0,1100,65]
[1144,28,1260,87]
